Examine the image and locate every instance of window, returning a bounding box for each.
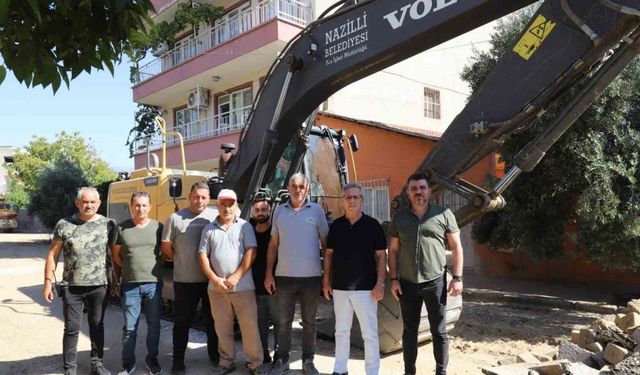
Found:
[424,87,441,119]
[174,107,200,142]
[217,87,252,128]
[360,179,390,222]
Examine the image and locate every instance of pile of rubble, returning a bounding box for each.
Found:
[482,299,640,375]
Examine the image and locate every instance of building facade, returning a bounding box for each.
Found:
[132,0,495,174]
[0,146,14,196]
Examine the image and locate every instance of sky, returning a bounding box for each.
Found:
[0,63,137,172]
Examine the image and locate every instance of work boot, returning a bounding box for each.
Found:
[212,362,236,375]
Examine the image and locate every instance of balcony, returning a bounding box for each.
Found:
[135,0,311,84]
[134,107,251,154]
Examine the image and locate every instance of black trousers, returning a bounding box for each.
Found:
[62,285,109,372]
[172,281,218,363]
[399,275,449,375]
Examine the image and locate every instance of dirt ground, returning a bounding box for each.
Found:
[0,233,600,374]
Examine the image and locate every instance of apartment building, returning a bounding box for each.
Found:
[133,0,494,169]
[0,146,14,196]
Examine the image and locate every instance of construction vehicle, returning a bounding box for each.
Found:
[110,0,640,353]
[0,198,18,232]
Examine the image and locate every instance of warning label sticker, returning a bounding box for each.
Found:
[513,14,556,60]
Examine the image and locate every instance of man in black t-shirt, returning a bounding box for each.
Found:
[322,183,387,375]
[251,199,279,363]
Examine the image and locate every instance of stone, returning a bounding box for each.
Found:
[575,301,618,314]
[632,328,640,349]
[577,329,597,349]
[610,352,640,374]
[572,329,582,345]
[615,312,640,332]
[603,343,629,365]
[592,351,606,369]
[517,352,542,364]
[591,318,618,331]
[532,353,554,362]
[558,340,594,363]
[587,342,603,353]
[628,299,640,314]
[563,362,601,375]
[533,361,567,375]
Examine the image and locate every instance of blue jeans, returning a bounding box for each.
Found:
[121,282,162,366]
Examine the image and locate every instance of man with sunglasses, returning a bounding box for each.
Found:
[323,183,387,375]
[265,173,329,375]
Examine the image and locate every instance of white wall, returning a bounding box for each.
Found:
[0,146,13,196]
[325,22,496,132]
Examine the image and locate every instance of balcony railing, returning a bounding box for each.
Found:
[134,0,311,84]
[134,108,251,154]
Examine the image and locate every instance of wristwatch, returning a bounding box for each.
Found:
[452,275,463,282]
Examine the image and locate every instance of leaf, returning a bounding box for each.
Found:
[0,0,9,23]
[0,65,6,85]
[27,0,42,23]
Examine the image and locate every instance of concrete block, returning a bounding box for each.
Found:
[628,298,640,314]
[577,328,597,348]
[615,312,640,331]
[571,329,581,345]
[603,342,629,365]
[558,340,593,363]
[517,352,542,364]
[482,360,568,375]
[532,350,556,362]
[532,361,567,375]
[586,342,603,353]
[563,362,601,375]
[592,351,606,369]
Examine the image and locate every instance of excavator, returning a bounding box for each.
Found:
[109,0,640,353]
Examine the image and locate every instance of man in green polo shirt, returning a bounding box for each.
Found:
[388,173,463,375]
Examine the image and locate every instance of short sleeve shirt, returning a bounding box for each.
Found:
[52,214,116,286]
[327,214,387,290]
[271,201,329,277]
[389,204,459,283]
[198,217,257,292]
[162,207,218,282]
[115,219,163,283]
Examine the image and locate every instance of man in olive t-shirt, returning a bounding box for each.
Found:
[112,192,164,375]
[388,173,464,375]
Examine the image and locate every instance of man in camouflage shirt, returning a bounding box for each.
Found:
[43,187,117,375]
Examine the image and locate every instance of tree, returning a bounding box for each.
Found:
[0,0,155,91]
[463,10,640,270]
[4,180,29,208]
[29,159,90,230]
[7,132,116,206]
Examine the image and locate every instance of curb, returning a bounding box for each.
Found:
[464,288,621,314]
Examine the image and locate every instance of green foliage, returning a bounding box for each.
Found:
[126,104,162,157]
[5,181,29,209]
[0,0,155,92]
[7,132,116,207]
[127,3,225,83]
[465,10,640,270]
[30,159,89,230]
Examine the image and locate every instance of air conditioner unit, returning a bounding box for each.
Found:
[151,42,169,57]
[187,87,210,109]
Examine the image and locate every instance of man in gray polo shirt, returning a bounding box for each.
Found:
[265,173,329,375]
[161,182,219,374]
[198,189,266,375]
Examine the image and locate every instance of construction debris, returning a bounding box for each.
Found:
[482,299,640,374]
